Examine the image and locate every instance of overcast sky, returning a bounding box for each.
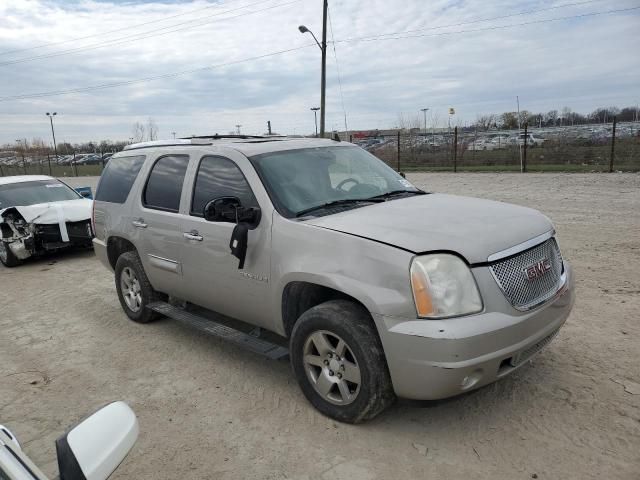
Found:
[0,0,638,145]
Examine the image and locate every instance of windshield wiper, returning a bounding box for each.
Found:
[296,198,383,218]
[366,189,427,201]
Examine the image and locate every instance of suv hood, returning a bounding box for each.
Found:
[306,194,553,264]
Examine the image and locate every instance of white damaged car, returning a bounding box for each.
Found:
[0,175,94,267]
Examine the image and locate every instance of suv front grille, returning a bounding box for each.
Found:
[489,238,564,310]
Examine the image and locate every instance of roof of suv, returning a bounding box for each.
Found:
[122,136,349,157]
[0,175,54,186]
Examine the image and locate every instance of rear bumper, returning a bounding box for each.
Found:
[374,262,575,400]
[93,238,111,270]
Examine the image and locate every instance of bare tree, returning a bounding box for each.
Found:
[146,118,158,141]
[132,122,145,143]
[475,113,496,131]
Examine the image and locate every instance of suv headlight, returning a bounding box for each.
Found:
[410,254,483,318]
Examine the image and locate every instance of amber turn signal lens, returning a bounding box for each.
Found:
[411,269,434,317]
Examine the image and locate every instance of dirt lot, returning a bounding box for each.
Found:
[1,173,639,479]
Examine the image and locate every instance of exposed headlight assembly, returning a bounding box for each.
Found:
[410,254,483,318]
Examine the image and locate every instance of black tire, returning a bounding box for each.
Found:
[290,299,396,423]
[114,251,162,323]
[0,241,21,268]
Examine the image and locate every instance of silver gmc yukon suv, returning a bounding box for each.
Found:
[93,136,575,423]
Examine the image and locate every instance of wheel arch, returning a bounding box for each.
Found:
[281,279,375,338]
[106,236,138,270]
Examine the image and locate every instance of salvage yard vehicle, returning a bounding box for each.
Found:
[0,176,94,267]
[0,401,138,480]
[93,136,575,423]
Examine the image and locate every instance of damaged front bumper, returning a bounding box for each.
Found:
[0,209,93,261]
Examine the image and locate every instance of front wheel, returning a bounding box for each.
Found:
[290,300,395,423]
[0,241,21,268]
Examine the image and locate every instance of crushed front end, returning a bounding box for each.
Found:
[0,207,93,263]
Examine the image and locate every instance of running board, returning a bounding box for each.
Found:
[147,302,289,360]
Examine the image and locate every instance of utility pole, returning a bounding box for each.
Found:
[172,132,176,139]
[46,112,59,162]
[320,0,328,137]
[267,121,272,135]
[235,124,242,135]
[298,1,328,137]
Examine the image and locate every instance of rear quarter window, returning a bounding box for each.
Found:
[95,155,146,203]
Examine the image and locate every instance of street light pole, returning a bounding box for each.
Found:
[310,107,320,137]
[46,112,59,162]
[299,0,328,138]
[420,107,429,139]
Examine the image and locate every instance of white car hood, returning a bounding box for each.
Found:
[0,199,93,224]
[305,193,553,264]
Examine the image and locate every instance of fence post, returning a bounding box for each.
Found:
[523,123,528,173]
[453,126,458,172]
[47,153,52,176]
[73,152,78,177]
[609,116,617,173]
[397,131,401,172]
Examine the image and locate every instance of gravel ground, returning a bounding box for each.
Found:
[1,173,639,479]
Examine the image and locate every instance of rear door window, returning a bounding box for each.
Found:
[95,155,145,203]
[143,155,189,212]
[190,156,258,217]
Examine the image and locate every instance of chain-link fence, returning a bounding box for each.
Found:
[1,120,639,176]
[354,119,640,172]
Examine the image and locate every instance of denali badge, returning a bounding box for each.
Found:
[524,258,552,281]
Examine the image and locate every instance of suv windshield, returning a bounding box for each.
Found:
[0,180,81,209]
[250,146,421,218]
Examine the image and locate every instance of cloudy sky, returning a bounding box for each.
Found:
[0,0,638,145]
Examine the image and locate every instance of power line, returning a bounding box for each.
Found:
[0,44,315,102]
[327,5,349,136]
[0,0,249,56]
[342,0,608,41]
[0,0,300,67]
[335,6,640,44]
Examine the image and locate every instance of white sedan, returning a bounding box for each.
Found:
[0,175,93,267]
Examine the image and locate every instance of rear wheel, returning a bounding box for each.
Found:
[0,241,21,268]
[290,300,395,423]
[115,251,162,323]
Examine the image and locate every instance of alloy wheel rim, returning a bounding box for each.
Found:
[120,267,142,312]
[303,330,361,405]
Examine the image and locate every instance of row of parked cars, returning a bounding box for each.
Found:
[0,152,115,167]
[2,135,575,477]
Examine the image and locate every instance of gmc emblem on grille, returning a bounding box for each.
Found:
[524,258,552,281]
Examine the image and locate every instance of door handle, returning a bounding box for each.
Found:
[132,219,148,228]
[183,230,203,241]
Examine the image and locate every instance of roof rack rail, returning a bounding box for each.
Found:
[183,134,270,140]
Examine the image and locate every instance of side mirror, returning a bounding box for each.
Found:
[56,401,139,480]
[75,186,94,199]
[204,197,261,226]
[204,196,241,223]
